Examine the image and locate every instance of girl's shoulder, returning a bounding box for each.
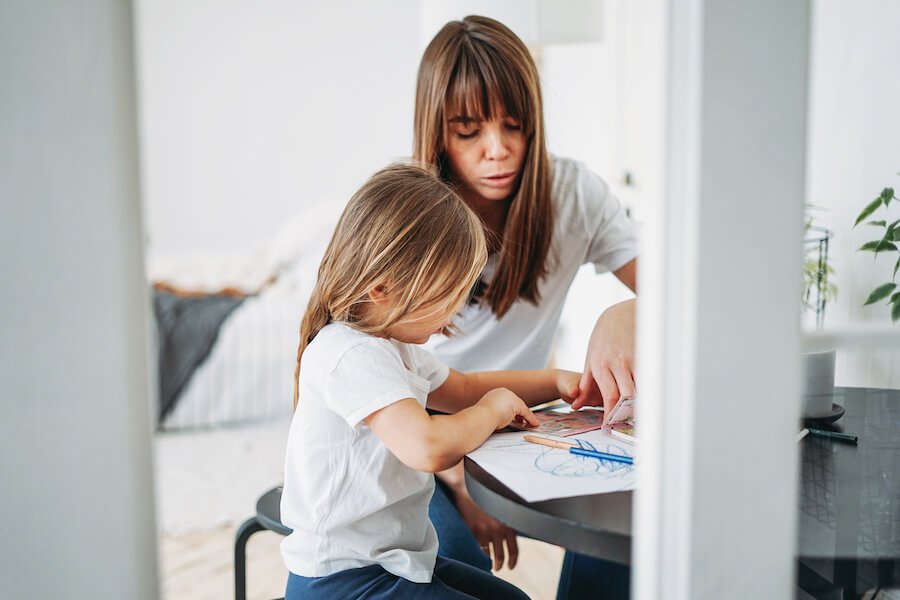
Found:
[306,322,398,372]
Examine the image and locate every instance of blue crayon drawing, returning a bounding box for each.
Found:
[532,438,634,479]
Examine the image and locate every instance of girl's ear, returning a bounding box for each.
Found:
[367,284,390,305]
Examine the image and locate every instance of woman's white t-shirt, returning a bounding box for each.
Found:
[424,155,638,371]
[280,322,450,583]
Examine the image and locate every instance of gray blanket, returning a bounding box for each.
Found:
[152,290,245,427]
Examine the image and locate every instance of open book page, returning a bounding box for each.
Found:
[610,426,637,445]
[508,407,604,436]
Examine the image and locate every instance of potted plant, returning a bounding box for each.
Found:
[801,211,838,418]
[803,208,837,330]
[854,183,900,322]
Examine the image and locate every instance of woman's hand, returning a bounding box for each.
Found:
[575,299,637,421]
[455,490,519,570]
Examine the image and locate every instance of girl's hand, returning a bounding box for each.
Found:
[478,388,540,430]
[554,369,584,405]
[576,299,637,420]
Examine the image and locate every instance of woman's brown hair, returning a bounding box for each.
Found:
[293,163,488,407]
[413,15,554,318]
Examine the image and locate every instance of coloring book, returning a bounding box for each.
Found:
[603,396,636,444]
[509,397,636,439]
[509,407,604,436]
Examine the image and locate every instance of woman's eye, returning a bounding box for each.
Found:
[456,129,479,139]
[505,122,521,131]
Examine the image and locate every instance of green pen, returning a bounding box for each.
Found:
[807,427,858,445]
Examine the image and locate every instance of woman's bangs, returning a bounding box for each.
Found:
[445,61,489,125]
[444,48,531,132]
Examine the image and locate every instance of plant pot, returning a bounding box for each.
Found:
[801,347,836,418]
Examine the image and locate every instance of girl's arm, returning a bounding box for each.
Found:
[421,368,579,570]
[427,368,582,414]
[364,388,538,473]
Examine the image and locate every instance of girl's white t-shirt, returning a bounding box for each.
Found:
[280,322,450,583]
[424,155,638,372]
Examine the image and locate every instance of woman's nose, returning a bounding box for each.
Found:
[482,124,510,160]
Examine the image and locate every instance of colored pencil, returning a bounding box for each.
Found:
[568,447,634,465]
[807,427,858,445]
[524,434,634,465]
[523,434,577,449]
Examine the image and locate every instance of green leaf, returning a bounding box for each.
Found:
[886,224,899,243]
[881,187,895,208]
[858,240,898,253]
[893,295,900,323]
[894,227,900,241]
[859,241,880,251]
[855,196,884,227]
[864,282,897,305]
[895,256,900,281]
[866,220,887,227]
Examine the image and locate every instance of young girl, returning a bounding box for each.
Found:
[413,15,638,599]
[280,164,586,600]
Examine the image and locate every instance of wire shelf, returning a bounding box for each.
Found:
[803,226,833,331]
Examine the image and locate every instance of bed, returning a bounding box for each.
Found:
[147,207,337,431]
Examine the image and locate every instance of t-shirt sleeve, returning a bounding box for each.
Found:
[579,167,638,274]
[404,344,450,391]
[326,341,417,427]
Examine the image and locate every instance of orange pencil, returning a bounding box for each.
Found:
[523,434,578,450]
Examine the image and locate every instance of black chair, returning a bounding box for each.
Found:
[234,486,292,600]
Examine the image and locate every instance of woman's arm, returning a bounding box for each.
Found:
[364,388,538,473]
[576,298,637,418]
[435,461,520,570]
[574,258,638,419]
[613,257,638,293]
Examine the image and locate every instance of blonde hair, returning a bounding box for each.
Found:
[413,15,554,318]
[293,163,488,407]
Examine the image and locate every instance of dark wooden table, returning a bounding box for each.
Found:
[464,387,900,597]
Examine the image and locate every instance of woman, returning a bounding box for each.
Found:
[414,15,638,600]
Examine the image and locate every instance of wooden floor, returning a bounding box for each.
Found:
[160,526,564,600]
[160,526,900,600]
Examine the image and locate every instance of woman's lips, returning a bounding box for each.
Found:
[482,172,516,188]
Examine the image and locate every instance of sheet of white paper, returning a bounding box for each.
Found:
[467,429,637,502]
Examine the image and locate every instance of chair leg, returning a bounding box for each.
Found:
[234,517,265,600]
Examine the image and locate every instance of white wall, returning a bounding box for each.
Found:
[135,0,421,260]
[807,0,900,387]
